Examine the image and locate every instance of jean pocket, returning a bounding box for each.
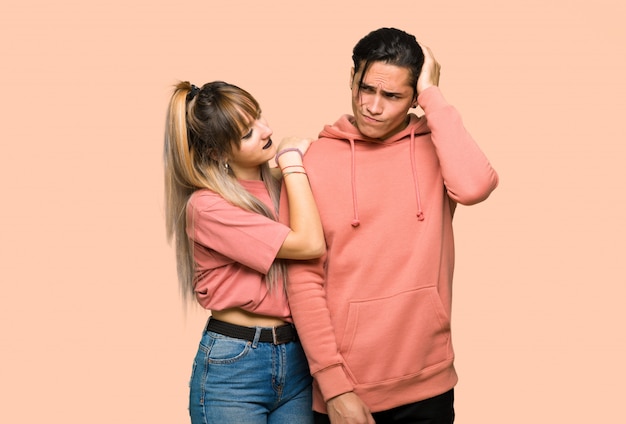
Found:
[206,332,251,364]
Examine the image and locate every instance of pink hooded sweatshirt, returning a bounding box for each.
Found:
[282,86,498,413]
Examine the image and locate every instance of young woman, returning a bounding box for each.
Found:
[164,81,324,423]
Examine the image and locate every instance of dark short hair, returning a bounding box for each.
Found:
[352,27,424,94]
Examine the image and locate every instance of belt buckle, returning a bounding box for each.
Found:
[271,326,279,345]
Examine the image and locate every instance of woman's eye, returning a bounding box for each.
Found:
[242,129,253,140]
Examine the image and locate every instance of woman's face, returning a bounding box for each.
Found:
[228,115,275,180]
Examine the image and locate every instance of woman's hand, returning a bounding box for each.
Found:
[277,136,314,156]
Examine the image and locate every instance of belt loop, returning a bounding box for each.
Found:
[251,327,262,348]
[272,326,278,345]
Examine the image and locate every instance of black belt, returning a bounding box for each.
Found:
[206,318,298,345]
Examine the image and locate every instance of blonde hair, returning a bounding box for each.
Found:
[164,81,286,303]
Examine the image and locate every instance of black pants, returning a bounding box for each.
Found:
[313,389,454,424]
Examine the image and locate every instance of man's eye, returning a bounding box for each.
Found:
[242,129,253,140]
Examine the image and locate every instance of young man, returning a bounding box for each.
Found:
[282,28,499,423]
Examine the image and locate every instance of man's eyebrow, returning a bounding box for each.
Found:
[359,82,405,96]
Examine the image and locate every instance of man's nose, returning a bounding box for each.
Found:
[367,95,383,115]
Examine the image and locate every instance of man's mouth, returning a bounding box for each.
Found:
[362,114,381,123]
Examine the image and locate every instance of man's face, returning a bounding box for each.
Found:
[350,61,417,140]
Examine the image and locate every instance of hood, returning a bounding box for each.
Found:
[319,114,430,227]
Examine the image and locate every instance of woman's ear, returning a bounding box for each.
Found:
[208,149,225,164]
[349,67,355,88]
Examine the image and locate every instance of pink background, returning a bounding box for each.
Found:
[2,0,624,422]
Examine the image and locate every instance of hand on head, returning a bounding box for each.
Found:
[417,43,441,94]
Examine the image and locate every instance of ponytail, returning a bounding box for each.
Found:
[164,81,286,304]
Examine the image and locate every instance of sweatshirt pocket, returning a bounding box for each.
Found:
[338,286,453,386]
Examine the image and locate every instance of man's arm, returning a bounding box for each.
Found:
[286,254,353,399]
[417,44,499,204]
[287,255,375,423]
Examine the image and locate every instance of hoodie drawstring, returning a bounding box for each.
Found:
[409,132,425,221]
[348,132,424,227]
[327,115,426,227]
[349,138,360,227]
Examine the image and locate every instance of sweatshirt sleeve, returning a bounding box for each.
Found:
[418,86,499,204]
[189,192,290,274]
[286,255,355,403]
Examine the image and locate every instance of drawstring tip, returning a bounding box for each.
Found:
[416,212,425,221]
[351,219,360,227]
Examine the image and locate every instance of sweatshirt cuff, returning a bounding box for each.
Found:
[315,364,354,402]
[417,86,448,113]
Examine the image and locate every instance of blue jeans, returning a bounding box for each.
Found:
[189,325,313,423]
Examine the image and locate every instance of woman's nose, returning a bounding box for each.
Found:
[258,118,273,138]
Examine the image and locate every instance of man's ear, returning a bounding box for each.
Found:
[349,67,355,88]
